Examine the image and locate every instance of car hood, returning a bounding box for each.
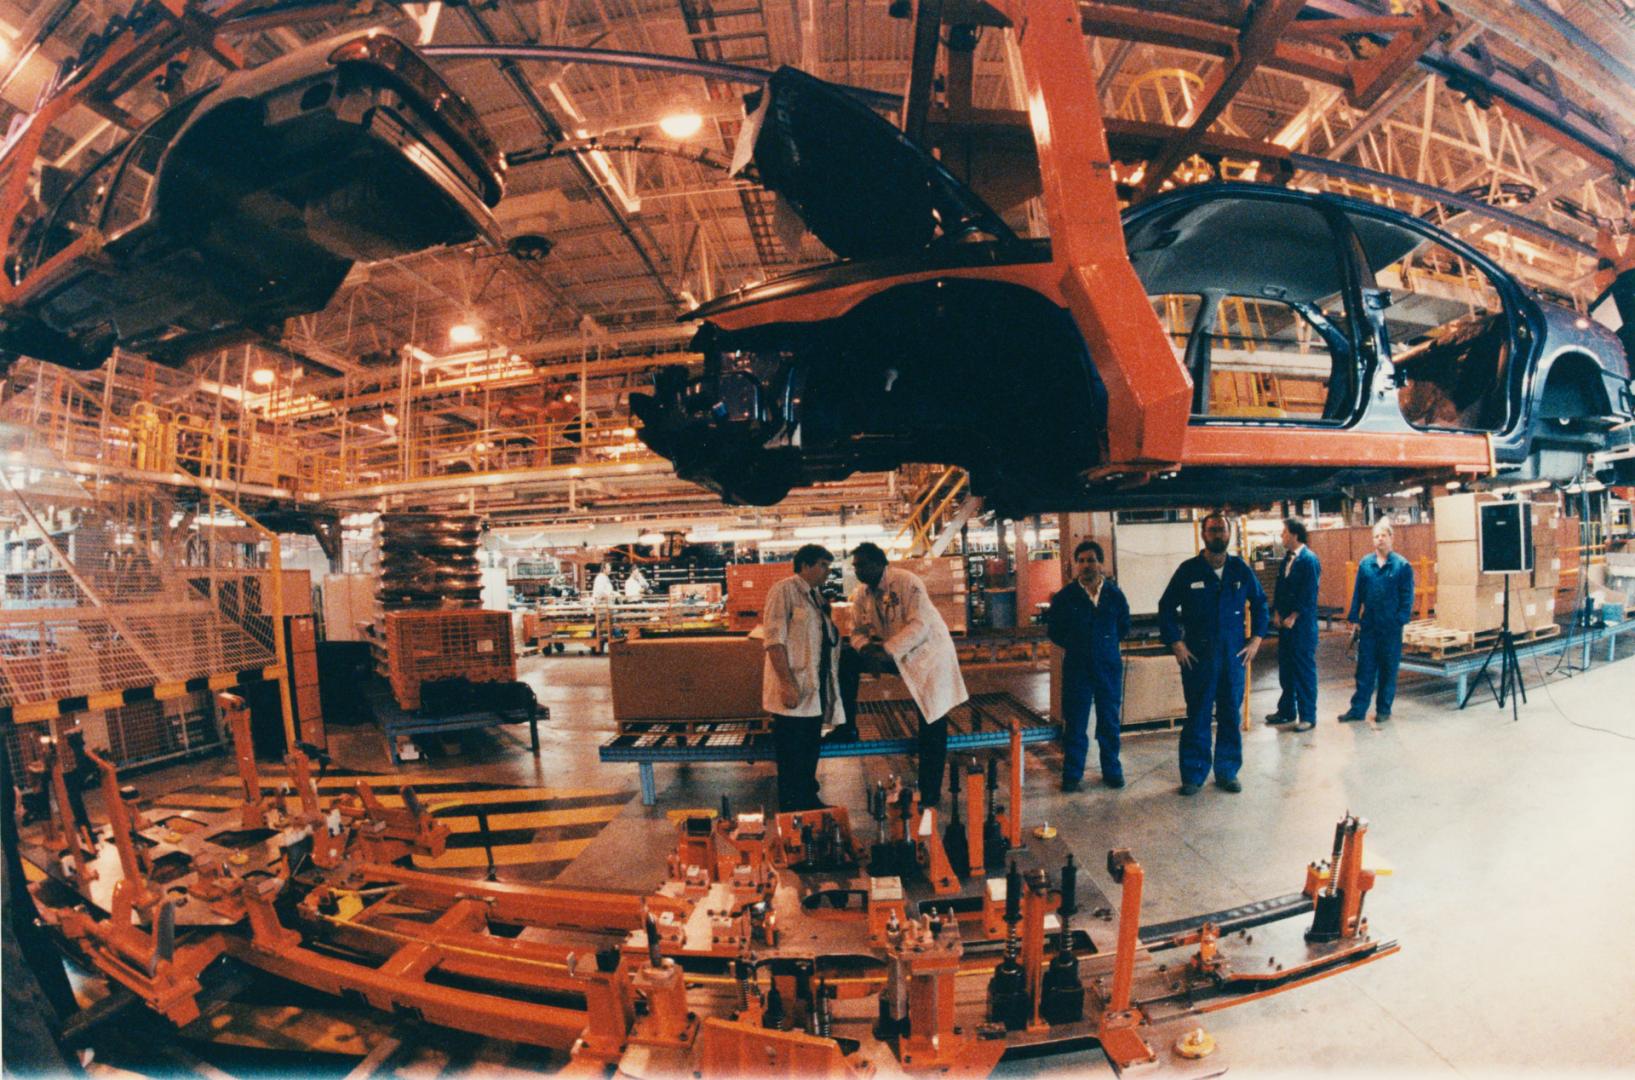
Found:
[735,66,1014,260]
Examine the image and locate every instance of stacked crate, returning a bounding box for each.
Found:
[285,614,325,750]
[1432,493,1556,632]
[897,555,968,634]
[726,562,793,631]
[384,610,515,710]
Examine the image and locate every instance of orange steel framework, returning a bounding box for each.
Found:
[15,690,1399,1077]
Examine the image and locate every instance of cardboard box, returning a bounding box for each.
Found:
[1436,540,1480,587]
[1433,493,1495,544]
[609,636,766,720]
[282,570,314,616]
[1532,555,1561,590]
[1121,653,1189,725]
[1437,540,1533,589]
[1434,585,1505,632]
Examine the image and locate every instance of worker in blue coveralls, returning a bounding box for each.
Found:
[1265,518,1322,733]
[1046,539,1131,793]
[1157,512,1270,796]
[1340,520,1416,723]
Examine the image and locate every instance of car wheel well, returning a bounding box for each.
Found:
[1538,352,1612,419]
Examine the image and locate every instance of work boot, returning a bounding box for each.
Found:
[1337,712,1365,723]
[1215,776,1242,793]
[1291,719,1316,732]
[1375,713,1391,723]
[1178,782,1200,796]
[1264,712,1295,726]
[1103,774,1125,789]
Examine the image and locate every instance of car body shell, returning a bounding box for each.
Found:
[0,31,504,369]
[631,67,1633,513]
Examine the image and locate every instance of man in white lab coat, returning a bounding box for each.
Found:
[761,544,842,811]
[624,566,649,600]
[840,543,968,806]
[591,567,616,604]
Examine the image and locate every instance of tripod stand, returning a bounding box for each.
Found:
[1460,574,1525,720]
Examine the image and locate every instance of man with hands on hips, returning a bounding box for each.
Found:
[1157,512,1270,796]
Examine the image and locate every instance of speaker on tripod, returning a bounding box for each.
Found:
[1460,499,1532,718]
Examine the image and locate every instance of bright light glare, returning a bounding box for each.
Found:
[382,412,399,427]
[449,323,482,345]
[659,111,704,139]
[250,368,276,387]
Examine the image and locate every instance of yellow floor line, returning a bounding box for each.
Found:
[412,837,593,870]
[435,805,623,832]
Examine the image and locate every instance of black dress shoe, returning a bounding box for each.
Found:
[1214,776,1242,793]
[1060,779,1082,793]
[822,724,861,744]
[1291,719,1316,732]
[1178,782,1201,796]
[1375,713,1391,722]
[1103,775,1126,789]
[1337,712,1365,723]
[1265,712,1295,725]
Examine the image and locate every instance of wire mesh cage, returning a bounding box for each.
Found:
[0,418,283,717]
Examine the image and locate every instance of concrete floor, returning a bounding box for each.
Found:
[87,631,1635,1077]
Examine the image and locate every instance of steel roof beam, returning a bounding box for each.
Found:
[1134,0,1307,200]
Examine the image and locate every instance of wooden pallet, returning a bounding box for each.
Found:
[1121,713,1188,735]
[1402,620,1560,659]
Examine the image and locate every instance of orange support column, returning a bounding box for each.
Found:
[1099,849,1156,1068]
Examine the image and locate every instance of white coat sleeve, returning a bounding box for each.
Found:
[761,580,791,649]
[847,585,875,651]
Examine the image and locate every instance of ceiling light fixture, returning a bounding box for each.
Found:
[250,367,276,387]
[658,110,704,139]
[382,411,399,427]
[449,322,482,345]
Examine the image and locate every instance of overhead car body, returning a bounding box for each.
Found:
[0,30,504,370]
[631,63,1634,514]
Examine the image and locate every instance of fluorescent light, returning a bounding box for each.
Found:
[250,367,276,387]
[638,532,666,545]
[689,527,772,543]
[382,411,399,427]
[449,323,482,345]
[658,111,703,139]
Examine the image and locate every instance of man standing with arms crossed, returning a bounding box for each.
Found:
[1341,520,1415,723]
[1158,513,1269,796]
[1266,518,1321,733]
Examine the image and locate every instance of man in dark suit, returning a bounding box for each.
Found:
[1266,518,1322,733]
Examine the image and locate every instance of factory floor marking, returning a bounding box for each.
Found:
[153,773,634,882]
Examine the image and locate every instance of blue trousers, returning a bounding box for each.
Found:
[1276,624,1319,723]
[1180,655,1245,784]
[1350,625,1404,716]
[1061,660,1122,783]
